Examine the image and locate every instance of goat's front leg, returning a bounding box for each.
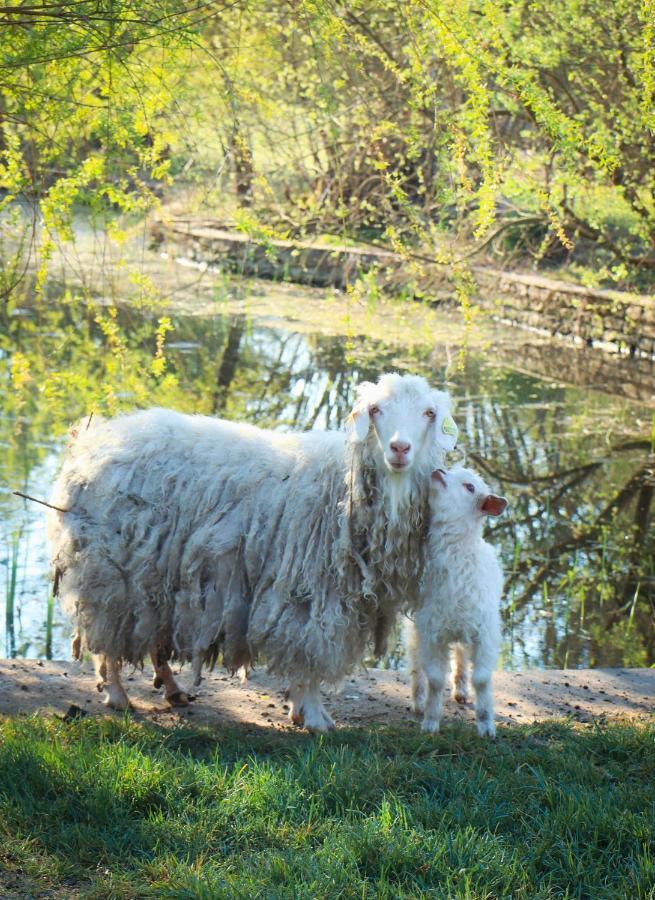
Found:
[411,667,428,718]
[471,640,497,737]
[407,620,428,716]
[287,679,334,733]
[452,642,469,704]
[95,654,130,710]
[150,644,189,707]
[420,641,451,734]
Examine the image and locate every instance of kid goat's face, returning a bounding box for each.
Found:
[430,467,508,520]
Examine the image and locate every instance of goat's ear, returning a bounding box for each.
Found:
[349,381,374,443]
[481,495,507,516]
[433,392,458,451]
[350,406,370,443]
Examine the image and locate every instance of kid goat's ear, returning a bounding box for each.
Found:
[433,391,458,452]
[480,495,508,516]
[349,381,375,443]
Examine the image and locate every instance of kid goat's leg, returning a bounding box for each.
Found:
[420,641,451,734]
[471,640,497,737]
[452,642,469,704]
[408,621,428,716]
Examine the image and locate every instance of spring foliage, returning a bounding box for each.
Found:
[0,0,653,288]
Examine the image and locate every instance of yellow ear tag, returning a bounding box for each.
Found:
[441,415,457,437]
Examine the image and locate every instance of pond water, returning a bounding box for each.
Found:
[1,240,653,669]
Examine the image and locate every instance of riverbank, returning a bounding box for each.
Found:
[152,218,655,360]
[1,660,653,729]
[42,219,655,404]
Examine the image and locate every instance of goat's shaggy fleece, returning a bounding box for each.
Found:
[409,466,507,737]
[48,373,457,725]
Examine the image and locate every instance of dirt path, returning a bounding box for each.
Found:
[1,660,653,731]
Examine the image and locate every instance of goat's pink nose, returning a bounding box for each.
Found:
[390,440,411,455]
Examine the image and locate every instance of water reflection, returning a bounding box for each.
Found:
[1,305,653,667]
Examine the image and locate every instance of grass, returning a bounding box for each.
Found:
[0,716,653,899]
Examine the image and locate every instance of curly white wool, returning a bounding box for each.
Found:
[408,466,507,737]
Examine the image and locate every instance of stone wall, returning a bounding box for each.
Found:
[152,220,397,290]
[152,219,655,360]
[472,268,655,359]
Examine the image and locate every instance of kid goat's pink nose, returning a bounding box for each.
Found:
[390,440,411,455]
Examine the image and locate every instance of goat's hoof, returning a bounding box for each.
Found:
[421,718,440,734]
[305,716,335,734]
[166,691,190,707]
[303,708,335,733]
[153,675,164,689]
[476,720,496,738]
[454,690,469,704]
[306,721,333,734]
[104,694,131,711]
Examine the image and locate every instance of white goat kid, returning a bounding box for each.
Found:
[48,373,459,729]
[409,466,507,737]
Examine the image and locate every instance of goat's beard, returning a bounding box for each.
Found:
[335,439,431,656]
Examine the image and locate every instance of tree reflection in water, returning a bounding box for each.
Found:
[1,307,653,667]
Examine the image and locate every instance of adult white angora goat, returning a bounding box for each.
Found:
[409,466,507,737]
[48,373,458,730]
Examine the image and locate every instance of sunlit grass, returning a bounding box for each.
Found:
[0,716,653,898]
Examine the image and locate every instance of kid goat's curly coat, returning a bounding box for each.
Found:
[409,466,507,737]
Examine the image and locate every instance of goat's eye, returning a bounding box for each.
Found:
[463,483,475,493]
[369,404,380,416]
[424,409,436,420]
